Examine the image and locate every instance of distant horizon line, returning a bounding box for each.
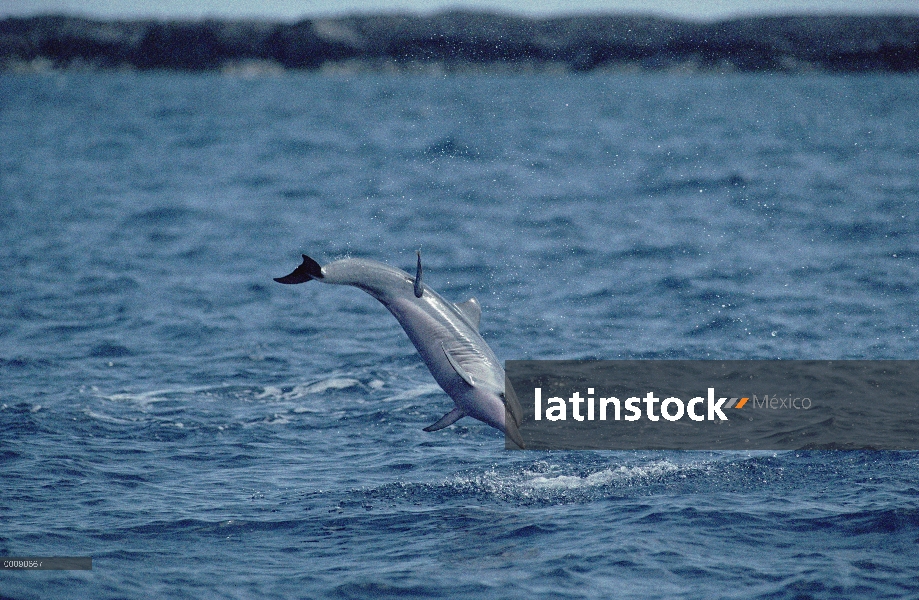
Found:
[5,9,919,24]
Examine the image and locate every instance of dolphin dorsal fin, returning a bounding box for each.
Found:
[442,343,475,387]
[423,407,466,432]
[413,251,423,298]
[454,297,481,331]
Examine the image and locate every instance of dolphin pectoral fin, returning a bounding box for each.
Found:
[454,297,481,331]
[423,407,466,432]
[413,251,423,298]
[274,255,324,284]
[503,381,523,428]
[442,343,475,387]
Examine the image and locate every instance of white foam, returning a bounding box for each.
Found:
[300,378,362,394]
[96,377,363,406]
[101,387,211,405]
[525,461,687,490]
[256,378,362,400]
[382,383,442,403]
[452,459,712,500]
[254,386,284,399]
[261,413,291,425]
[83,409,135,424]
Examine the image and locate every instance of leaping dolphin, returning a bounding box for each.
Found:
[275,253,524,447]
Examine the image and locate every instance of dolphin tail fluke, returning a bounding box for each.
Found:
[423,407,466,432]
[274,255,324,284]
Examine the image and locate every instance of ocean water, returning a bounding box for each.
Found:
[1,71,919,598]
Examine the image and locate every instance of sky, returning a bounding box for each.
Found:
[1,0,917,21]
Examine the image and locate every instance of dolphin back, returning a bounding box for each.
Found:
[318,257,417,300]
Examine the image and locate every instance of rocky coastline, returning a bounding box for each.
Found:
[2,12,917,73]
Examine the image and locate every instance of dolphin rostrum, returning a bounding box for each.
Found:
[275,253,524,447]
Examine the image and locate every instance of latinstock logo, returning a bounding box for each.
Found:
[533,387,750,422]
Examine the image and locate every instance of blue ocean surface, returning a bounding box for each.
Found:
[1,71,919,598]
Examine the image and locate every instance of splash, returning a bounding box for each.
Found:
[448,458,717,504]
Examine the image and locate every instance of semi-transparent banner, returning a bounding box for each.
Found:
[504,361,919,450]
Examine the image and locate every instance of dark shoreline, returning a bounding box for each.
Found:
[2,12,918,73]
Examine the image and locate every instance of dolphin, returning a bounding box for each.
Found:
[275,253,524,447]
